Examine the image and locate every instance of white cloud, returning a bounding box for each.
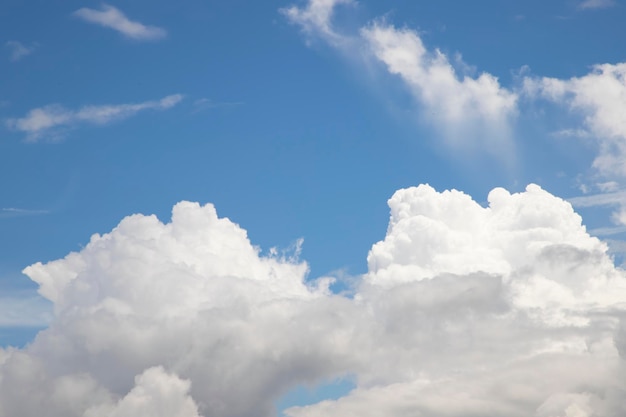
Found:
[0,201,354,417]
[6,94,183,142]
[73,4,167,41]
[289,184,626,417]
[524,63,626,178]
[283,1,518,157]
[5,40,36,62]
[1,186,626,416]
[524,63,626,231]
[578,0,615,9]
[281,0,354,44]
[361,22,518,156]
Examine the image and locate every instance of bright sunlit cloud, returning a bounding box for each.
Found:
[361,22,518,156]
[3,1,626,416]
[1,185,625,417]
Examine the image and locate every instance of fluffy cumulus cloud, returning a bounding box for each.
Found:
[283,0,518,157]
[73,4,167,41]
[2,186,626,416]
[6,94,183,141]
[0,201,355,417]
[287,184,626,417]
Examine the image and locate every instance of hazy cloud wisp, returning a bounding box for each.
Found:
[6,94,183,141]
[73,4,167,41]
[5,41,36,62]
[578,0,616,10]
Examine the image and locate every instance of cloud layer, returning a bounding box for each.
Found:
[74,4,167,41]
[6,94,183,141]
[1,184,625,417]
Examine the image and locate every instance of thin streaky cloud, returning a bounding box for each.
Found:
[6,94,184,142]
[589,225,626,236]
[5,41,36,62]
[578,0,615,9]
[1,208,50,217]
[192,98,243,113]
[568,190,626,207]
[0,293,52,328]
[73,4,167,41]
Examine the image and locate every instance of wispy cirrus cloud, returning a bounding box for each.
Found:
[5,41,37,62]
[568,190,626,208]
[578,0,615,10]
[6,94,183,142]
[0,208,49,218]
[73,4,167,41]
[0,292,51,328]
[280,0,355,45]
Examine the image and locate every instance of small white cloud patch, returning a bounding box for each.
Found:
[73,4,167,41]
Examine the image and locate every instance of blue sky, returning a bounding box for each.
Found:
[2,1,626,416]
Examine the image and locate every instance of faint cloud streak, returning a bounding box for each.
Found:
[73,4,167,41]
[6,94,183,142]
[5,41,36,62]
[0,208,50,218]
[578,0,615,9]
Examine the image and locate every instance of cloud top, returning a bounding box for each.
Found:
[74,4,167,41]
